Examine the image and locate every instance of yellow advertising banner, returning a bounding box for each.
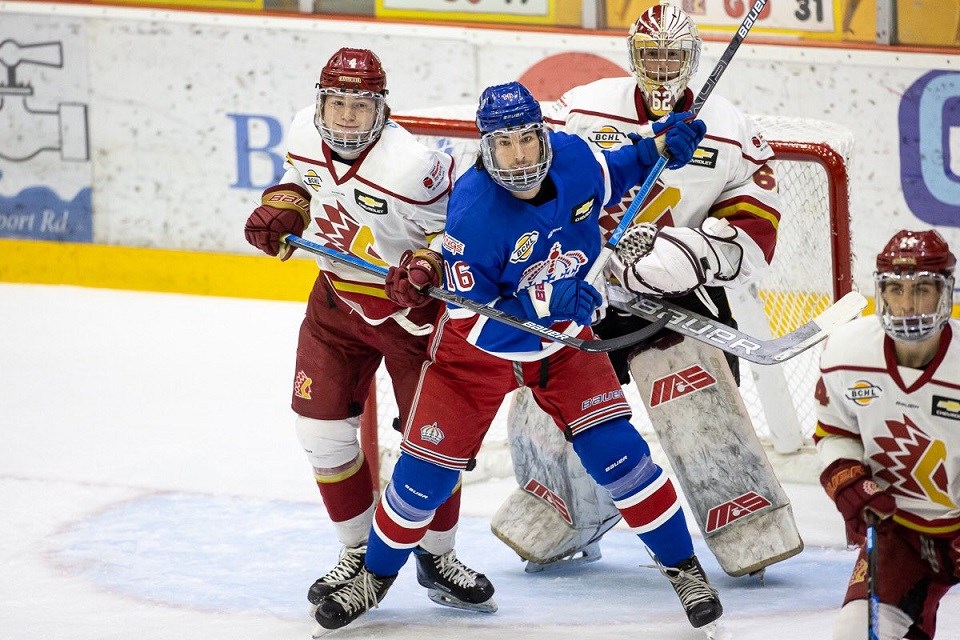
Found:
[375,0,582,26]
[98,0,265,10]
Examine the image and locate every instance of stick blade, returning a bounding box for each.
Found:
[770,291,867,362]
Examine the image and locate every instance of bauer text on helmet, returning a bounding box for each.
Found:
[874,229,956,343]
[476,82,553,193]
[314,48,389,156]
[628,2,702,118]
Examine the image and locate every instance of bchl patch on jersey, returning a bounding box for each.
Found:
[845,380,883,406]
[354,189,387,215]
[304,169,323,191]
[443,233,465,256]
[688,146,718,169]
[933,395,960,421]
[510,231,540,263]
[649,364,717,407]
[588,125,628,150]
[419,422,445,445]
[523,478,573,525]
[294,370,312,400]
[705,491,772,533]
[571,197,594,223]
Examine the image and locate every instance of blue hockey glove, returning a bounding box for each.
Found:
[629,111,707,170]
[518,278,603,326]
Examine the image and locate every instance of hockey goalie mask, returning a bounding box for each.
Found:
[628,3,701,118]
[875,229,956,342]
[315,48,388,156]
[476,82,553,193]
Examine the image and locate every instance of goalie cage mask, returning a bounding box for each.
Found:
[874,229,956,342]
[628,2,702,118]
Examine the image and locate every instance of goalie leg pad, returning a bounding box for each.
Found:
[491,387,621,569]
[629,336,803,577]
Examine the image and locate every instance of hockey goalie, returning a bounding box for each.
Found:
[491,2,803,577]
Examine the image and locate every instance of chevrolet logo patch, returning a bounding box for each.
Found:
[688,146,718,169]
[571,198,594,223]
[354,189,387,215]
[933,395,960,421]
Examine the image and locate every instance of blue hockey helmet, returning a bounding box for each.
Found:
[475,82,552,193]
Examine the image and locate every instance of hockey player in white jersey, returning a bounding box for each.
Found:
[817,229,960,640]
[492,2,799,578]
[243,47,493,615]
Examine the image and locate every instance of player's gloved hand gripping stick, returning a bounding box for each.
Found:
[281,234,667,353]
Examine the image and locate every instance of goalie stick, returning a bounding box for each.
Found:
[282,234,668,353]
[607,284,867,365]
[584,0,769,285]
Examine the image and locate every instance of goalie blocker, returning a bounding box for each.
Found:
[492,334,803,577]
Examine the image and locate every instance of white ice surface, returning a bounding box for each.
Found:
[1,283,958,640]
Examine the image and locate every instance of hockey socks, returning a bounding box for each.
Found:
[572,418,694,566]
[367,453,460,577]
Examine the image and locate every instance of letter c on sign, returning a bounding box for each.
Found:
[899,70,960,227]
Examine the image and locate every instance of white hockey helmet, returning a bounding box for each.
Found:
[627,2,702,117]
[874,229,956,342]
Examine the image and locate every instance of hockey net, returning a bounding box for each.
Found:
[362,109,855,486]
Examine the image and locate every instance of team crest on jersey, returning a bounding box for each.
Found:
[933,395,960,421]
[420,422,444,445]
[589,125,628,150]
[303,169,323,191]
[845,380,882,406]
[571,197,594,223]
[519,241,588,285]
[688,146,718,169]
[294,370,312,400]
[510,231,540,263]
[443,233,465,256]
[354,190,387,215]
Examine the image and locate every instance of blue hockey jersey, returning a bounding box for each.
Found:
[441,130,650,360]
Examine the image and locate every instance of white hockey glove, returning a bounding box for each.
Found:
[611,218,744,297]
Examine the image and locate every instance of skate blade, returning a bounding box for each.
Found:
[311,623,336,638]
[699,621,729,640]
[308,603,319,618]
[426,589,498,613]
[524,541,602,574]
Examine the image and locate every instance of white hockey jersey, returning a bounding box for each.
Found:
[545,77,783,283]
[815,316,960,536]
[281,105,454,326]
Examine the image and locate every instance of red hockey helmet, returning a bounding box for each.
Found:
[315,48,388,155]
[874,230,956,342]
[318,48,387,94]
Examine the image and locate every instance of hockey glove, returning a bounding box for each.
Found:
[820,458,897,546]
[385,248,443,308]
[518,278,603,326]
[629,111,707,170]
[244,184,312,260]
[611,218,744,297]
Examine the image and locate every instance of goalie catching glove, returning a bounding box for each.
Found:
[820,458,896,546]
[630,111,707,170]
[385,248,443,308]
[611,217,744,297]
[244,183,312,261]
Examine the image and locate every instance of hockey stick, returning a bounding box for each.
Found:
[584,0,769,285]
[865,520,881,640]
[606,284,866,365]
[282,234,668,353]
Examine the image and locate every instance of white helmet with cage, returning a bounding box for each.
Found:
[627,2,702,117]
[874,229,956,342]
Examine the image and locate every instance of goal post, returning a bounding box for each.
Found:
[361,110,855,486]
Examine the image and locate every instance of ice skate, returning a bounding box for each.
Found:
[415,548,497,613]
[660,554,723,628]
[312,565,396,632]
[307,544,366,606]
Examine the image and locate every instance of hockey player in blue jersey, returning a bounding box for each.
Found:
[312,81,720,632]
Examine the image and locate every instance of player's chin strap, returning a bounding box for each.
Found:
[280,234,667,353]
[584,0,770,287]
